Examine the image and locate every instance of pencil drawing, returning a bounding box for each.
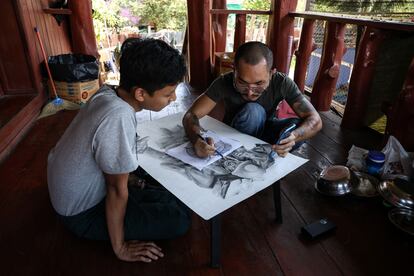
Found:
[137,129,275,199]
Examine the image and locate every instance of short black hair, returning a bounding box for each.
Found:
[234,41,273,70]
[119,38,186,94]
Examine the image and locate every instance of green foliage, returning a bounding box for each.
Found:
[92,0,187,31]
[138,0,187,30]
[243,0,271,28]
[93,0,124,29]
[312,0,414,13]
[243,0,270,10]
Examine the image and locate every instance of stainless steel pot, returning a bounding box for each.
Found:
[314,165,353,196]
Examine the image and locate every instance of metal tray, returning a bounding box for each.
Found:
[350,171,379,197]
[388,208,414,236]
[378,178,414,209]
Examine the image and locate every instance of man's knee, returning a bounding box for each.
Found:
[240,102,266,122]
[231,103,266,137]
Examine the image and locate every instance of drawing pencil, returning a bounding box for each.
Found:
[197,134,227,160]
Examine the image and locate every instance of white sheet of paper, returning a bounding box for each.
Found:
[165,130,242,170]
[136,112,308,220]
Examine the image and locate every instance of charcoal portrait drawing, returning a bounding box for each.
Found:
[136,113,308,220]
[137,126,275,198]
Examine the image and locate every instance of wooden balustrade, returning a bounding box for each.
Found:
[212,0,228,53]
[341,27,388,129]
[187,1,414,150]
[384,59,414,151]
[294,19,315,92]
[210,9,271,53]
[310,22,346,111]
[234,14,247,50]
[290,11,414,150]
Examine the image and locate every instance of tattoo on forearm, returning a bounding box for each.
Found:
[295,127,305,138]
[189,113,200,127]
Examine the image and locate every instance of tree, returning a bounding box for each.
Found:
[137,0,187,31]
[92,0,140,45]
[243,0,270,41]
[243,0,270,11]
[312,0,414,13]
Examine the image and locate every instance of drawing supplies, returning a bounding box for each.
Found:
[197,134,226,160]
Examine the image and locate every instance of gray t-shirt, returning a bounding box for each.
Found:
[47,86,139,216]
[205,72,304,125]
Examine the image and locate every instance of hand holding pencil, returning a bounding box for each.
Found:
[197,134,226,159]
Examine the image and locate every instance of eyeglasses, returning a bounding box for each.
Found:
[233,73,270,96]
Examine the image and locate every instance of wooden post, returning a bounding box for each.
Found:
[341,27,387,129]
[187,0,212,92]
[310,22,346,111]
[384,58,414,151]
[68,0,98,58]
[294,19,315,92]
[233,14,247,51]
[266,0,298,72]
[212,0,228,54]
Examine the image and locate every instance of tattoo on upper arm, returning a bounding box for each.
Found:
[294,97,314,115]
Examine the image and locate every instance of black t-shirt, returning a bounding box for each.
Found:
[205,71,304,125]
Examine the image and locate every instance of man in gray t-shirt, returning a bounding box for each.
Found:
[48,38,189,263]
[183,41,322,158]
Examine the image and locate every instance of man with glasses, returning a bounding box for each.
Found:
[183,41,322,158]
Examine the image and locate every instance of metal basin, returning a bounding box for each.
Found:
[315,165,353,196]
[378,178,414,209]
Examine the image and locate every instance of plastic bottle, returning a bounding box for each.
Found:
[366,150,385,176]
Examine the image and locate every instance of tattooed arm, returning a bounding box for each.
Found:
[182,94,217,158]
[291,96,322,141]
[272,96,322,157]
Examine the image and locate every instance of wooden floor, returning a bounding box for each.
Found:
[0,84,413,276]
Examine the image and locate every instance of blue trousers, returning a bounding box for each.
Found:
[231,102,304,149]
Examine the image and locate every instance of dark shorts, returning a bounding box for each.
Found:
[58,185,191,241]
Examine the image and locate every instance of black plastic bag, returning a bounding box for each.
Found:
[48,54,99,82]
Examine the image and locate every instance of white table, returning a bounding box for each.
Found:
[136,113,307,267]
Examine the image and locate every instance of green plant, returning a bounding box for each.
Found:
[137,0,187,31]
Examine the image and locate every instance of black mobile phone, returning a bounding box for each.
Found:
[275,123,296,145]
[301,218,337,239]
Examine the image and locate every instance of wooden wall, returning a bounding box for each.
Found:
[0,0,72,96]
[16,0,72,95]
[0,0,73,162]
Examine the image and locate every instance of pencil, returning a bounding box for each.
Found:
[197,134,226,160]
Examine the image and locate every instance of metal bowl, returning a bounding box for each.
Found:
[388,208,414,236]
[350,171,379,197]
[378,178,414,209]
[315,165,353,196]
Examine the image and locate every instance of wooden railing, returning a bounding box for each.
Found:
[289,12,414,139]
[210,9,271,51]
[187,1,414,150]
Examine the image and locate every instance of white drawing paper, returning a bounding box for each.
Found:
[165,130,242,170]
[136,113,308,220]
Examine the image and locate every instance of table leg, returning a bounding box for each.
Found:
[273,180,283,224]
[210,214,221,268]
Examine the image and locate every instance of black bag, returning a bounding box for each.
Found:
[47,54,99,82]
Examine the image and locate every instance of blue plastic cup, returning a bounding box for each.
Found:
[366,150,385,175]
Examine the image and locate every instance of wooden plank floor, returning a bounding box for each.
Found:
[0,84,413,276]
